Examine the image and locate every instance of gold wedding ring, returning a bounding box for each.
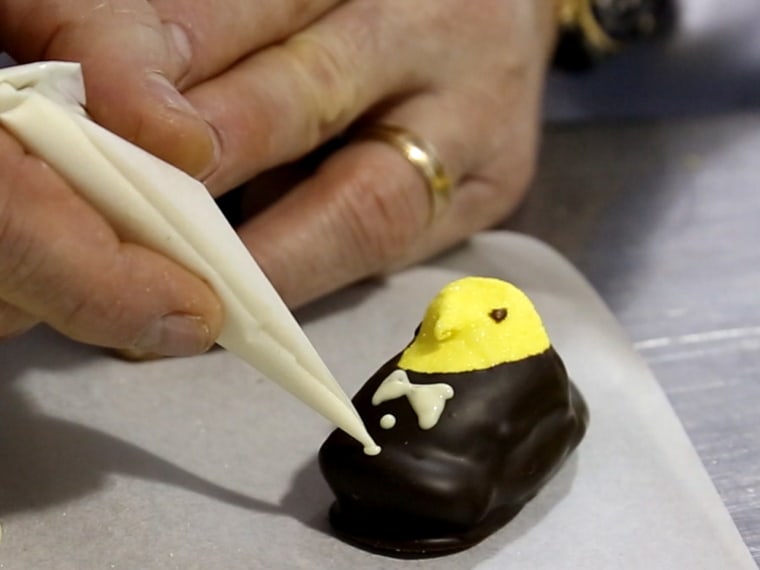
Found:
[358,124,453,222]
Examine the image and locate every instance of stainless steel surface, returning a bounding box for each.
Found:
[505,112,760,564]
[544,0,760,122]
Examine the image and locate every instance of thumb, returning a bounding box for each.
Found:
[0,0,218,178]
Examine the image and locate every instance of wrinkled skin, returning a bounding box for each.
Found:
[0,0,556,355]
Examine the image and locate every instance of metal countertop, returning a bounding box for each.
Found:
[505,111,760,564]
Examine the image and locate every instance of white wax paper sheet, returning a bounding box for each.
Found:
[0,232,754,569]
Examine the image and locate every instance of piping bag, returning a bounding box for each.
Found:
[0,61,379,455]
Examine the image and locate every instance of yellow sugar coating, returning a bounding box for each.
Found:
[398,277,551,374]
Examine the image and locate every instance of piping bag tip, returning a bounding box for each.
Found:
[0,61,377,453]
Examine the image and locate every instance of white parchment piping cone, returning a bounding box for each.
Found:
[0,61,378,454]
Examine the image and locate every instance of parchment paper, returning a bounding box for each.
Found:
[0,232,754,569]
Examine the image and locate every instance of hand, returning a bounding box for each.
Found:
[1,0,556,334]
[0,1,230,352]
[0,1,225,353]
[164,0,558,306]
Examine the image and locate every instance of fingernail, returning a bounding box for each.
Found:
[145,72,220,178]
[134,314,212,357]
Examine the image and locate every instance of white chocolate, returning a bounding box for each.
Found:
[372,369,454,430]
[379,414,397,429]
[0,62,378,455]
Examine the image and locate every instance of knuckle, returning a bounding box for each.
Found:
[482,151,537,225]
[338,160,425,271]
[0,185,46,295]
[487,162,535,222]
[507,142,538,198]
[56,254,143,347]
[58,293,128,344]
[483,113,540,210]
[283,32,361,141]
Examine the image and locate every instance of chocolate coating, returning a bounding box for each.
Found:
[319,346,588,558]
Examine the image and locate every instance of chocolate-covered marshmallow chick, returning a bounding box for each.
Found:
[319,277,588,558]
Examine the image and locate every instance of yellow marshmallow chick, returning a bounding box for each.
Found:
[398,277,551,374]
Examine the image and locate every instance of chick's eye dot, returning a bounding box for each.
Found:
[489,308,508,323]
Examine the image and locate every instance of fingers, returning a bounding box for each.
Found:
[0,0,217,176]
[236,145,419,308]
[184,0,555,196]
[237,142,514,309]
[150,0,343,88]
[234,99,523,308]
[0,131,223,354]
[230,0,553,308]
[186,0,433,194]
